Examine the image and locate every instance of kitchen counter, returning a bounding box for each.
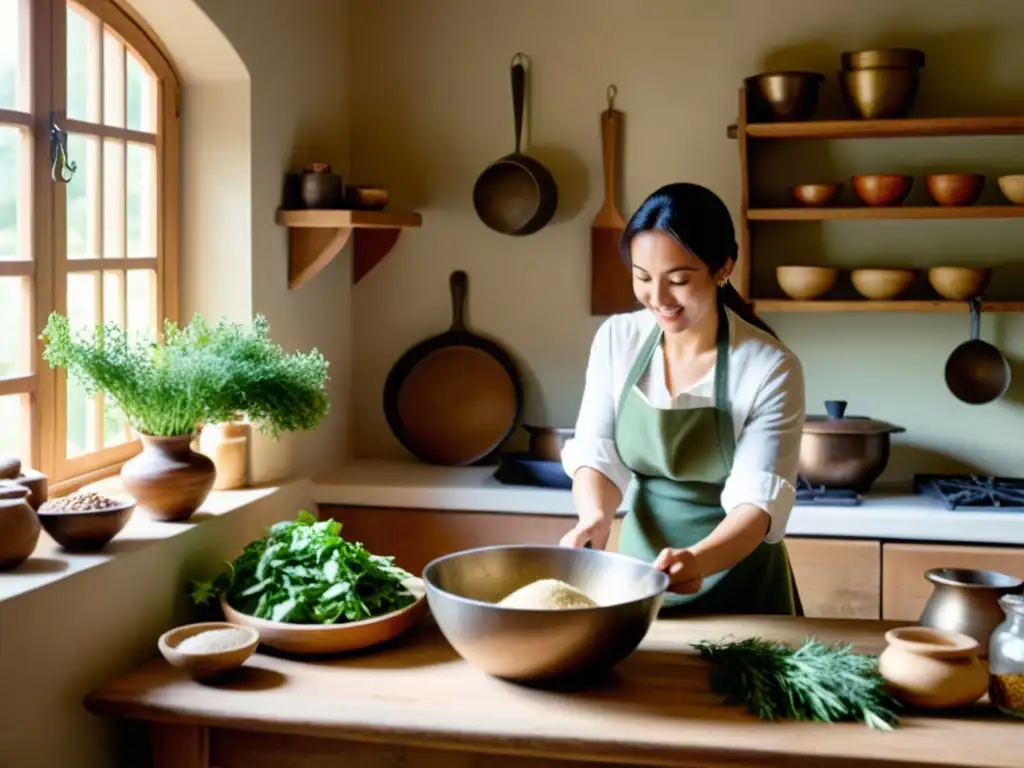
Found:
[85,614,1022,768]
[313,460,1024,546]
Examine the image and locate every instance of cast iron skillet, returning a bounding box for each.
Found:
[945,297,1011,405]
[383,270,524,465]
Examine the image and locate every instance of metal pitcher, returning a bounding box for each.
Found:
[919,568,1024,657]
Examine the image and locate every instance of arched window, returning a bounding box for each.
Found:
[0,0,180,489]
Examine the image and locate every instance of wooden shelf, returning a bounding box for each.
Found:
[276,209,423,288]
[748,206,1024,221]
[752,299,1024,313]
[730,116,1024,140]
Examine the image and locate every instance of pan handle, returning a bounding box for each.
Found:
[449,270,468,332]
[510,53,527,155]
[968,296,981,341]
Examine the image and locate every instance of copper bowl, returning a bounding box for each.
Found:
[791,183,843,207]
[928,267,992,301]
[745,71,824,122]
[841,48,926,70]
[997,175,1024,205]
[776,266,838,301]
[851,268,916,300]
[839,67,920,120]
[852,174,913,206]
[925,174,985,206]
[346,185,390,210]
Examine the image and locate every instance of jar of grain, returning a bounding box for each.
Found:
[198,420,250,491]
[989,594,1024,718]
[0,481,41,570]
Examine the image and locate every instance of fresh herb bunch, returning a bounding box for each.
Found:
[692,637,900,731]
[40,312,329,438]
[191,510,415,624]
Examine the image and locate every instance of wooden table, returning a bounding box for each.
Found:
[85,615,1022,768]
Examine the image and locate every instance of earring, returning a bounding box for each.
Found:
[718,277,730,288]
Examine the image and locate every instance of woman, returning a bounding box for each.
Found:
[560,182,806,614]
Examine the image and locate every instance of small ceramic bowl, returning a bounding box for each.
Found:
[927,267,992,301]
[158,621,259,680]
[775,266,838,300]
[925,174,985,206]
[877,626,988,709]
[791,183,843,207]
[851,268,916,300]
[997,175,1024,205]
[36,499,136,551]
[346,185,390,210]
[851,174,913,206]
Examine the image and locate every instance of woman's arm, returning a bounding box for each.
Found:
[562,467,623,549]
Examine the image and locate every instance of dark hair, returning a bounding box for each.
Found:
[619,182,776,338]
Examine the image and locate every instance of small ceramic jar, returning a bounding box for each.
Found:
[988,594,1024,718]
[877,626,988,709]
[0,481,41,570]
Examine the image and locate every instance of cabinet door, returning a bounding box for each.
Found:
[785,538,881,619]
[882,543,1024,621]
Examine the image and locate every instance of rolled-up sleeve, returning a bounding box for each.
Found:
[560,319,632,496]
[720,351,805,543]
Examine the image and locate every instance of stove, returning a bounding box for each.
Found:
[794,477,862,507]
[913,475,1024,511]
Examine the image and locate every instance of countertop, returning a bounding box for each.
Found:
[85,614,1022,768]
[313,460,1024,546]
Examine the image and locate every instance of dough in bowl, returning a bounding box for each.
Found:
[497,579,598,610]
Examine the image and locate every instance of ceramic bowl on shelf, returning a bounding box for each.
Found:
[791,183,843,207]
[928,267,992,301]
[158,621,259,680]
[925,174,985,206]
[744,71,824,122]
[346,185,390,210]
[851,174,913,206]
[997,175,1024,204]
[850,268,916,300]
[36,497,136,551]
[775,266,838,301]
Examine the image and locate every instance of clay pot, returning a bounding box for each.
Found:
[0,481,41,570]
[121,434,216,522]
[198,421,250,491]
[877,626,988,709]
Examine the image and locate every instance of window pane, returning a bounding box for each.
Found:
[102,29,124,128]
[0,393,29,461]
[66,272,99,457]
[127,268,156,335]
[126,142,155,258]
[0,125,25,260]
[126,49,155,133]
[101,271,128,447]
[66,133,100,259]
[0,276,30,377]
[0,0,25,111]
[103,138,124,258]
[67,2,100,123]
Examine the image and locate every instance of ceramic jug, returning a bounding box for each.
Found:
[877,626,988,709]
[919,567,1024,657]
[0,481,41,569]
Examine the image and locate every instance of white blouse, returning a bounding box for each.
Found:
[560,307,806,544]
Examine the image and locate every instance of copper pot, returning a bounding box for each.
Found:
[919,568,1024,658]
[523,426,575,463]
[798,400,905,492]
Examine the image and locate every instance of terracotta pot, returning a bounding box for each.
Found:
[198,421,250,490]
[0,481,41,570]
[121,434,216,522]
[877,626,988,709]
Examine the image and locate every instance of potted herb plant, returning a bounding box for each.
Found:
[41,313,330,521]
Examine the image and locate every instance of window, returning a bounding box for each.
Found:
[0,0,179,489]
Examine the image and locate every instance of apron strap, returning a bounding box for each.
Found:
[617,322,663,415]
[713,300,736,470]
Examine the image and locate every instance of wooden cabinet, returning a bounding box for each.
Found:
[881,543,1024,621]
[785,538,881,620]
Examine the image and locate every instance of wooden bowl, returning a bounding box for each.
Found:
[852,174,913,206]
[791,183,843,207]
[36,499,135,551]
[219,578,427,655]
[158,622,259,680]
[776,266,838,300]
[851,268,916,300]
[925,174,985,206]
[928,267,992,300]
[997,175,1024,204]
[346,185,389,210]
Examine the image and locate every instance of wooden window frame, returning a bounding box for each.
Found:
[1,0,180,492]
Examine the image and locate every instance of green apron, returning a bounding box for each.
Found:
[615,302,801,615]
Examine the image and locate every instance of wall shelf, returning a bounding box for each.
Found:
[729,115,1024,141]
[748,206,1024,221]
[276,209,423,289]
[753,300,1024,314]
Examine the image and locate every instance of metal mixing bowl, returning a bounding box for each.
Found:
[422,545,668,682]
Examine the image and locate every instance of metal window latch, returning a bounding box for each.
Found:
[50,116,77,183]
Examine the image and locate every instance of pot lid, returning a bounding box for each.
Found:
[802,400,906,435]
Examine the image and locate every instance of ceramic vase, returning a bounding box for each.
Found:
[198,420,250,490]
[121,434,216,522]
[877,626,988,709]
[0,481,41,569]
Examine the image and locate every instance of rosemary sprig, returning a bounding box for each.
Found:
[692,636,900,730]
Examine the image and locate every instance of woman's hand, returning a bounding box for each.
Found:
[653,547,704,594]
[559,511,612,550]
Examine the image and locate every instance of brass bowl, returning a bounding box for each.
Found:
[791,183,843,207]
[745,71,824,122]
[839,67,920,119]
[997,175,1024,205]
[776,266,838,301]
[928,267,992,301]
[851,268,916,300]
[346,185,390,210]
[852,174,913,206]
[925,174,985,206]
[841,48,926,70]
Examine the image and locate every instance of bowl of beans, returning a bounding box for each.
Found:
[36,491,136,551]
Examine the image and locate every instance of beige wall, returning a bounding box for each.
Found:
[349,0,1024,478]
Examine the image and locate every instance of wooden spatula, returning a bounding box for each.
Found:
[590,85,636,316]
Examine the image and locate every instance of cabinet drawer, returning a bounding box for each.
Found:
[785,538,881,619]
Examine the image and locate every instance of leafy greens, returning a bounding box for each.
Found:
[191,511,415,624]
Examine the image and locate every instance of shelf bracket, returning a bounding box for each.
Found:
[353,228,404,285]
[286,226,410,289]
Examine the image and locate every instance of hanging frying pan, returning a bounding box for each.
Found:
[383,271,524,465]
[944,297,1011,405]
[472,53,558,236]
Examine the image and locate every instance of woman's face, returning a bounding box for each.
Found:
[630,230,732,335]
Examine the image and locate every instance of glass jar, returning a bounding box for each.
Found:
[988,593,1024,718]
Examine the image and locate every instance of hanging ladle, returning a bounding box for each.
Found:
[944,297,1011,405]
